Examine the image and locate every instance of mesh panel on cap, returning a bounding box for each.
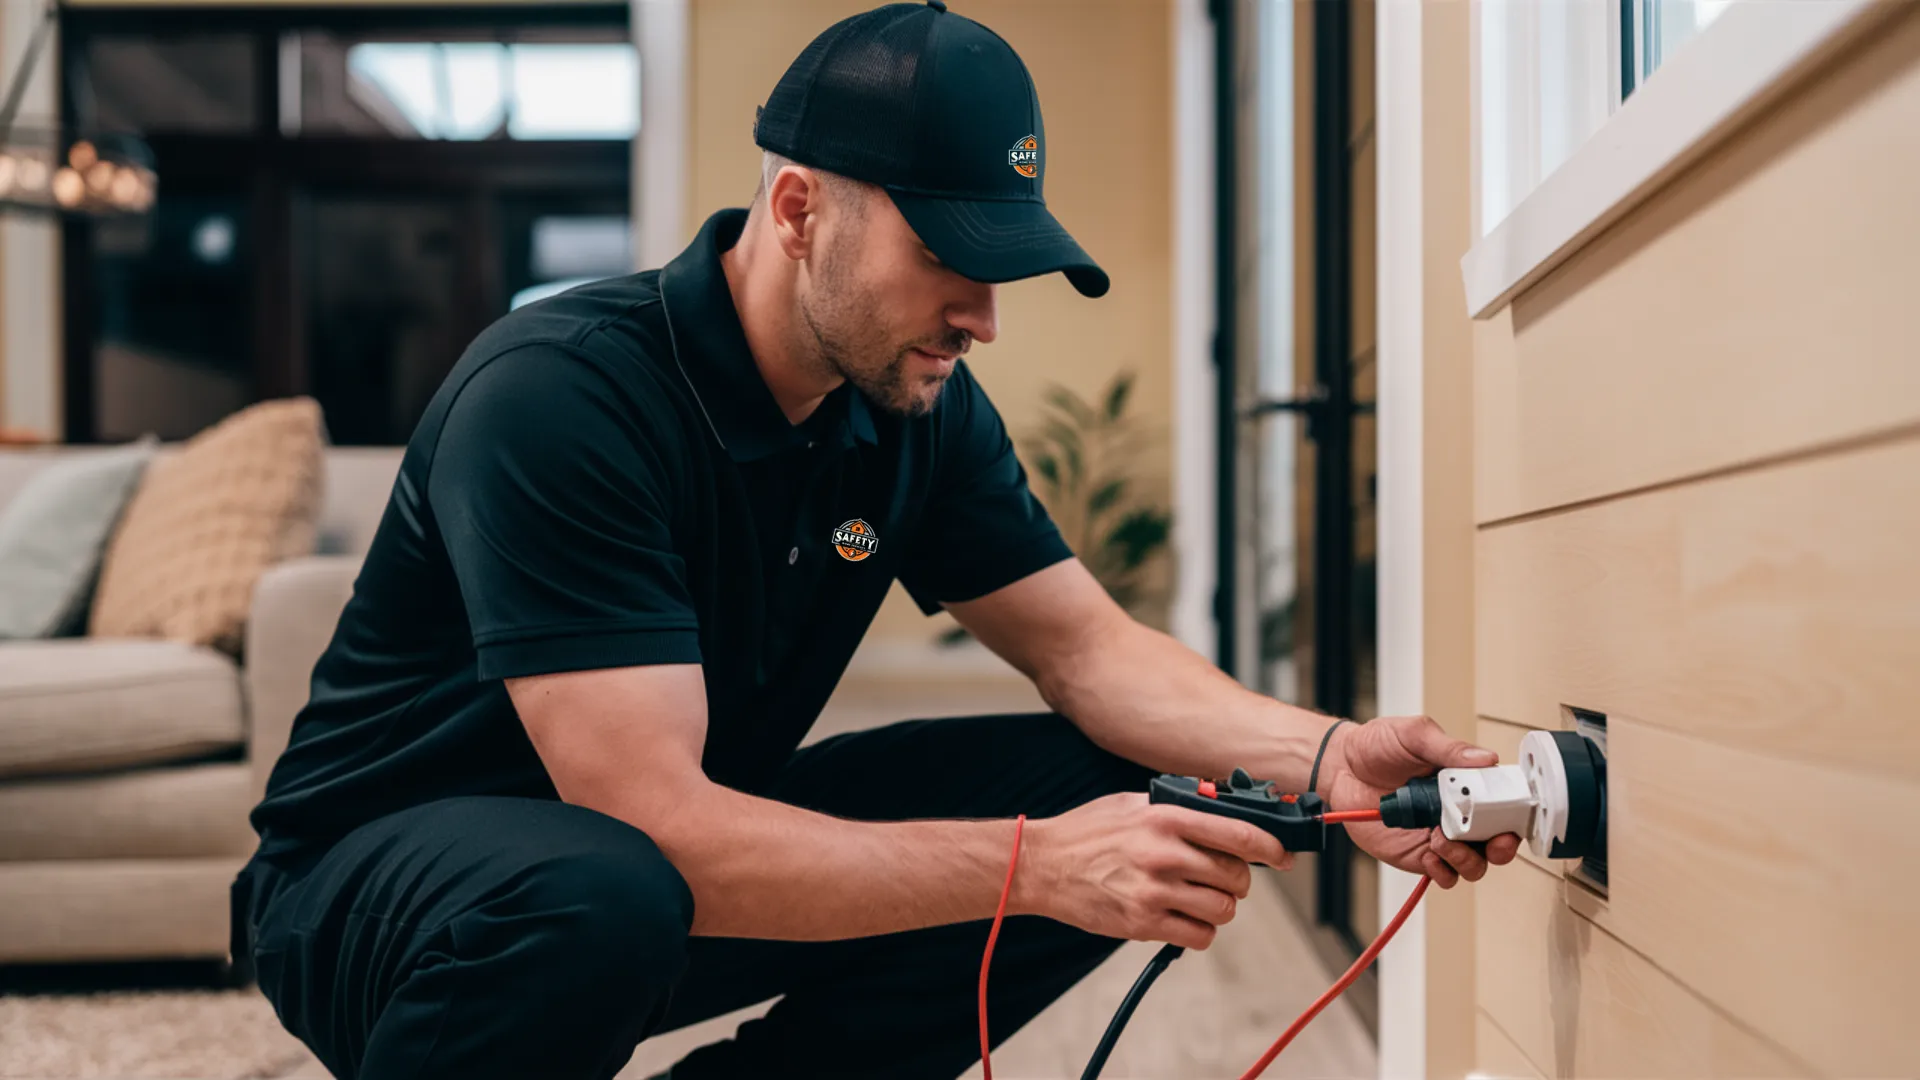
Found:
[754,18,844,149]
[754,5,931,187]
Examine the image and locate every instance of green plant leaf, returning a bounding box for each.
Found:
[1059,436,1083,491]
[1034,453,1060,491]
[1104,508,1172,571]
[1088,478,1127,515]
[1104,372,1135,421]
[1041,417,1083,457]
[1045,385,1097,428]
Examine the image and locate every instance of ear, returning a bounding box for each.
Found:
[765,165,823,262]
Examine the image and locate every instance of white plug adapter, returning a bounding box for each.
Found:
[1434,764,1535,846]
[1427,730,1594,858]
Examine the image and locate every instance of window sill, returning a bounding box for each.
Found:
[1461,0,1892,320]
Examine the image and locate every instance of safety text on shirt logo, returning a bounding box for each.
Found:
[833,518,878,562]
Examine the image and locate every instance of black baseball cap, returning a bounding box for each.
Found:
[753,0,1110,299]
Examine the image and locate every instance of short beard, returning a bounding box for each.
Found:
[798,229,963,419]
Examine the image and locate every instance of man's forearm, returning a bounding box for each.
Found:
[1037,617,1338,795]
[612,781,1034,941]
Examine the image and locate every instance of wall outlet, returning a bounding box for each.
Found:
[1565,707,1609,894]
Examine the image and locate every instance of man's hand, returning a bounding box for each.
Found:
[1015,792,1295,951]
[1319,717,1523,887]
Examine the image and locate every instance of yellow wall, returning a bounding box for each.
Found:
[1469,7,1920,1076]
[688,0,1175,648]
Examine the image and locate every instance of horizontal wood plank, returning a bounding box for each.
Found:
[1477,433,1920,782]
[1477,1010,1546,1080]
[1589,717,1920,1077]
[1474,5,1920,522]
[1476,857,1806,1078]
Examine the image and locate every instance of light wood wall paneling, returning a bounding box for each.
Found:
[1476,710,1920,1076]
[1596,716,1918,1076]
[1474,5,1920,524]
[1477,433,1920,784]
[1475,856,1810,1078]
[1476,1010,1546,1080]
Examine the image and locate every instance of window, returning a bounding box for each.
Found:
[61,6,635,445]
[1476,0,1737,234]
[509,214,632,310]
[1464,0,1882,317]
[293,36,639,140]
[1623,0,1737,98]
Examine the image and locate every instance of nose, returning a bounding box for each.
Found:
[948,281,998,346]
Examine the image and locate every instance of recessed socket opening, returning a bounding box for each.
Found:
[1561,706,1609,895]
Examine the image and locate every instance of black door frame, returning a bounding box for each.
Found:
[1212,0,1368,957]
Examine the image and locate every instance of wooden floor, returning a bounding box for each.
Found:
[613,874,1374,1080]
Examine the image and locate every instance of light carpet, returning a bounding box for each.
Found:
[0,988,310,1079]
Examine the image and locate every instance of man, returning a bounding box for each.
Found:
[235,4,1520,1079]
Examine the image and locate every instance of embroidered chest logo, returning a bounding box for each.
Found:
[832,518,878,563]
[1008,134,1040,179]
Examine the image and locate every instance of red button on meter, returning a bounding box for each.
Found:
[1197,780,1217,799]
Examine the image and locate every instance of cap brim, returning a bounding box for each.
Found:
[886,191,1110,299]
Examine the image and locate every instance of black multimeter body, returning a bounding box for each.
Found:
[1147,767,1330,853]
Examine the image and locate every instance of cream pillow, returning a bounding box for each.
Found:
[90,398,326,654]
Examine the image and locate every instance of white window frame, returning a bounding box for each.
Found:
[1461,0,1890,319]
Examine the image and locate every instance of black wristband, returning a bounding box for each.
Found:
[1307,718,1352,797]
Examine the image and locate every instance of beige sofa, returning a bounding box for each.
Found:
[0,445,400,966]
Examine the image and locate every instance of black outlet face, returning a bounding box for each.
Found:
[1565,708,1609,893]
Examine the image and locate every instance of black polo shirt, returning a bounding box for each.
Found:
[248,208,1073,866]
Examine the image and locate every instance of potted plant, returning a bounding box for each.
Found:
[939,370,1173,644]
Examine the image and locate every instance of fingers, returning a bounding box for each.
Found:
[1419,849,1460,888]
[1160,806,1294,870]
[1175,842,1255,899]
[1484,833,1522,866]
[1429,830,1492,882]
[1150,911,1219,951]
[1159,881,1241,928]
[1388,715,1500,771]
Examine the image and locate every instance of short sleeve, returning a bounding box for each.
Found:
[428,346,702,680]
[898,363,1073,615]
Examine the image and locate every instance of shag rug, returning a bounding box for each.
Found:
[0,987,310,1080]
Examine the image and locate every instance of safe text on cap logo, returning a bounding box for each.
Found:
[1008,135,1039,179]
[833,518,878,562]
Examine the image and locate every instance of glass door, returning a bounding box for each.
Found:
[1218,0,1379,1033]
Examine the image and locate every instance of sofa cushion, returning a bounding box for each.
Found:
[0,437,156,639]
[0,762,253,861]
[90,397,326,654]
[0,639,244,780]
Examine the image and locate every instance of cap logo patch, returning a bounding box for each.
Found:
[833,518,878,562]
[1008,135,1039,179]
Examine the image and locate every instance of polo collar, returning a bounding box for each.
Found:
[658,208,879,462]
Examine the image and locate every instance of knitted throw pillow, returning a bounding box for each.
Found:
[90,398,326,654]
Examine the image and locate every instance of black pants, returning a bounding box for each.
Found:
[239,712,1155,1080]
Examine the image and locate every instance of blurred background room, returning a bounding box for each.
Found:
[1,0,1916,1077]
